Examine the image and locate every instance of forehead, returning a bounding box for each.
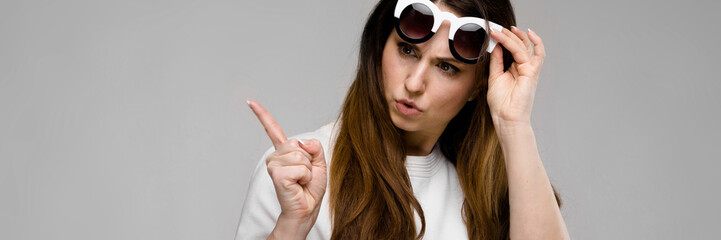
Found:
[437,3,461,16]
[435,4,460,32]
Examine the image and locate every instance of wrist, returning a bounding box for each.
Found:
[493,119,533,141]
[493,116,532,131]
[268,213,315,240]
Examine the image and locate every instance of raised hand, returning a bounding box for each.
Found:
[247,99,327,239]
[487,27,546,126]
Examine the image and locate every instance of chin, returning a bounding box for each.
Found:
[389,112,422,132]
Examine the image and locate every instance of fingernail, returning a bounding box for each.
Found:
[491,28,499,33]
[246,99,251,105]
[528,28,533,34]
[297,139,306,146]
[511,26,517,30]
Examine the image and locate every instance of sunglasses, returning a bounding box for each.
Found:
[393,0,504,64]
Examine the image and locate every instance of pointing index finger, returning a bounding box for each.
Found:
[247,99,287,149]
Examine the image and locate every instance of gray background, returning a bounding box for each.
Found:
[1,0,719,239]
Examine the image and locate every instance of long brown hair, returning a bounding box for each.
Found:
[329,0,561,239]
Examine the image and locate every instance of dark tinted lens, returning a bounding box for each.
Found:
[453,23,486,59]
[398,3,434,39]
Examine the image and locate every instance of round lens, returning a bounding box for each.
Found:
[453,23,486,60]
[399,3,434,39]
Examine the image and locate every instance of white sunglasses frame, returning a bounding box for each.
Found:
[393,0,504,63]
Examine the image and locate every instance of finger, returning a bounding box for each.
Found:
[247,99,287,149]
[274,150,313,174]
[296,166,313,185]
[267,149,313,184]
[527,29,546,62]
[273,138,313,160]
[490,27,531,64]
[275,165,312,188]
[488,44,504,81]
[503,27,526,52]
[510,26,532,54]
[298,138,326,168]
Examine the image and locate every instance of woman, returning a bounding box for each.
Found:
[239,0,569,239]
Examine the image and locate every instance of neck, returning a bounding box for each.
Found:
[403,128,442,156]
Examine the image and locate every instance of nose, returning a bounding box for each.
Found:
[404,61,428,95]
[403,17,454,96]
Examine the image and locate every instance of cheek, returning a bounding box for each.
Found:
[435,92,465,113]
[429,83,475,118]
[381,49,404,94]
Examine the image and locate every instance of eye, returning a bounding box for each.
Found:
[438,62,460,75]
[398,43,417,57]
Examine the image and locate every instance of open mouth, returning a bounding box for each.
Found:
[395,100,422,116]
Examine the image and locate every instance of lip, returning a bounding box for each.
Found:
[395,99,422,116]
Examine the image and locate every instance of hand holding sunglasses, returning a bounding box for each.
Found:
[487,25,547,128]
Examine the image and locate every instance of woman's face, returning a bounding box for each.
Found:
[382,6,479,135]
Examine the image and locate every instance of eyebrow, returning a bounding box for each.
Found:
[437,57,465,65]
[401,41,467,65]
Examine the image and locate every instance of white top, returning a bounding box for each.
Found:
[235,120,468,240]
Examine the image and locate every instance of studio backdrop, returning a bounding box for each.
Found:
[1,0,719,239]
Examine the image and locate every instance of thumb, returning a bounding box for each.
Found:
[299,139,326,167]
